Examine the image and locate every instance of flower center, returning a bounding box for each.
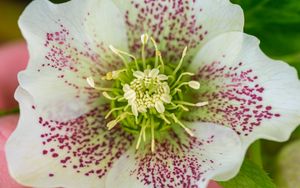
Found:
[86,34,208,152]
[123,68,171,116]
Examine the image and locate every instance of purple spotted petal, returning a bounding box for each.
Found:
[106,123,242,188]
[186,32,300,180]
[114,0,244,62]
[187,32,300,144]
[18,0,128,121]
[5,87,134,187]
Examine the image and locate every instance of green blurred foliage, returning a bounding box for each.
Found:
[275,140,300,188]
[0,0,67,43]
[231,0,300,75]
[0,1,28,43]
[219,160,276,188]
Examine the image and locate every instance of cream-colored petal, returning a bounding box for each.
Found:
[106,123,242,188]
[18,0,128,121]
[6,87,133,187]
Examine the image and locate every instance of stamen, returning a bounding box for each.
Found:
[136,120,148,150]
[196,101,209,107]
[107,120,118,130]
[141,34,149,69]
[160,113,171,124]
[105,106,126,119]
[86,77,95,88]
[142,123,147,141]
[136,127,143,150]
[168,103,189,111]
[188,81,200,89]
[173,46,188,76]
[151,119,155,152]
[171,72,195,87]
[109,45,130,68]
[107,112,132,130]
[158,52,165,73]
[102,69,127,80]
[173,101,209,107]
[109,45,139,70]
[171,81,200,95]
[170,114,194,137]
[87,77,121,92]
[96,87,121,92]
[150,37,164,72]
[102,92,119,100]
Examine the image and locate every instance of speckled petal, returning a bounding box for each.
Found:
[186,32,300,179]
[114,0,244,62]
[18,0,128,121]
[106,123,242,188]
[5,87,134,188]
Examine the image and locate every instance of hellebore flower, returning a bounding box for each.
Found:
[6,0,300,188]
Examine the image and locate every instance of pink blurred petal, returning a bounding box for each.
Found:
[208,181,223,188]
[0,41,28,110]
[0,115,27,188]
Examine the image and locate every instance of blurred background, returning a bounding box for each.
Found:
[0,0,299,187]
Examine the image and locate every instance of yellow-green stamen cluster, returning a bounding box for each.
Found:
[86,34,208,152]
[123,68,171,116]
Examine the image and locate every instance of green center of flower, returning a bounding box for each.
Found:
[86,34,208,152]
[123,68,171,115]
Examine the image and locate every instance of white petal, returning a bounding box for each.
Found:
[187,32,300,180]
[6,87,133,187]
[18,0,128,121]
[114,0,243,62]
[106,123,242,188]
